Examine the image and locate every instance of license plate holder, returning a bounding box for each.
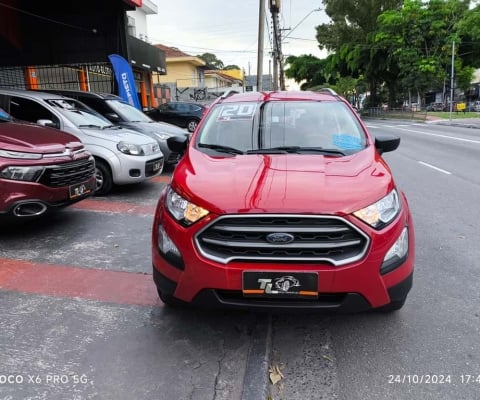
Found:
[69,181,92,199]
[242,271,318,299]
[152,161,162,172]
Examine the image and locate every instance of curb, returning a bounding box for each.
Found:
[241,313,272,400]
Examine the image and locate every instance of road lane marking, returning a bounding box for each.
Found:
[418,161,452,175]
[0,258,161,307]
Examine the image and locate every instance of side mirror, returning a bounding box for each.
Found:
[375,134,400,155]
[37,119,58,129]
[167,135,188,154]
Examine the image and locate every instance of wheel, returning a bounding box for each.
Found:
[157,289,185,308]
[94,159,113,196]
[187,119,199,133]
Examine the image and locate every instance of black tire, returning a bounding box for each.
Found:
[94,159,113,196]
[187,119,199,133]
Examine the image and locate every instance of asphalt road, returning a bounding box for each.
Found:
[1,119,480,400]
[266,118,480,400]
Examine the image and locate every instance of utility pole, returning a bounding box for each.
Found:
[257,0,266,91]
[449,41,455,123]
[269,0,284,90]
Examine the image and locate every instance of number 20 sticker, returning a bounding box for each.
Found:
[218,104,257,120]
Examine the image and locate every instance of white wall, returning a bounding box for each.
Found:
[126,0,157,42]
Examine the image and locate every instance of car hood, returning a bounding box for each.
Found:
[173,146,395,215]
[0,122,83,154]
[120,121,186,137]
[80,126,157,144]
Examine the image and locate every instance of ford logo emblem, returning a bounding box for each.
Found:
[266,232,295,244]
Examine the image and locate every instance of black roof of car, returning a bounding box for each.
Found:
[37,89,121,101]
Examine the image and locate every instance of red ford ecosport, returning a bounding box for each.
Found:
[0,107,95,220]
[152,90,414,312]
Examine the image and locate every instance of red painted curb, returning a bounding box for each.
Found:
[71,199,156,215]
[0,258,161,307]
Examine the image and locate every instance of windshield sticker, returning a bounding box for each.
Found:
[333,134,363,150]
[218,104,257,121]
[0,107,9,121]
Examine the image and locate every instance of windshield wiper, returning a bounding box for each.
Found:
[197,143,244,155]
[102,125,121,130]
[78,124,102,129]
[247,146,346,156]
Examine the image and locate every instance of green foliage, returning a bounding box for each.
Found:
[286,0,480,107]
[223,65,241,70]
[196,52,224,70]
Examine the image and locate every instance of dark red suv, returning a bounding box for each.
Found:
[152,90,415,312]
[0,108,95,219]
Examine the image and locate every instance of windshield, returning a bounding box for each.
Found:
[197,101,367,155]
[46,98,113,128]
[106,99,152,122]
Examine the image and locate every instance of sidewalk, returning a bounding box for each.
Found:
[425,115,480,129]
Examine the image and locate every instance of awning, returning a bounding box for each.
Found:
[127,35,166,74]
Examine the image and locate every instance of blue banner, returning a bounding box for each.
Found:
[108,54,142,110]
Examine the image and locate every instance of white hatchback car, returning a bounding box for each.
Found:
[0,89,164,195]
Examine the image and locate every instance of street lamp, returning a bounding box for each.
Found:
[282,7,323,40]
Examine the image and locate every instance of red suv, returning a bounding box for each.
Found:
[0,108,95,219]
[152,90,415,312]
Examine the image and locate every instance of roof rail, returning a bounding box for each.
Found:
[220,89,239,99]
[317,88,338,96]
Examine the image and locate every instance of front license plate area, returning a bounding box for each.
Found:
[242,272,318,299]
[69,181,93,199]
[152,161,162,172]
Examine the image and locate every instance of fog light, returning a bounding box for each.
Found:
[380,227,409,275]
[129,169,141,177]
[157,224,184,270]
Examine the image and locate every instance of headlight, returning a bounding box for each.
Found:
[117,141,144,156]
[0,166,45,181]
[166,186,209,225]
[353,189,400,229]
[0,149,42,160]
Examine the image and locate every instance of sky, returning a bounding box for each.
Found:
[146,0,330,81]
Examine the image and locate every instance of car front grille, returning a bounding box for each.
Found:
[195,215,370,266]
[38,157,95,188]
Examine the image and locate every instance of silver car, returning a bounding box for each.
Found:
[0,89,164,195]
[38,90,188,166]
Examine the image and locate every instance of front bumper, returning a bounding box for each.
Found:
[152,196,415,312]
[153,268,413,313]
[0,175,96,218]
[112,155,163,185]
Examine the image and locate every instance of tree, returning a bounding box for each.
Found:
[315,0,403,105]
[197,52,224,70]
[375,0,473,105]
[223,64,241,70]
[284,55,330,90]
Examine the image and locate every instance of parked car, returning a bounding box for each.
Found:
[145,101,208,132]
[0,107,95,219]
[38,90,187,166]
[426,102,444,112]
[152,90,415,312]
[0,89,164,196]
